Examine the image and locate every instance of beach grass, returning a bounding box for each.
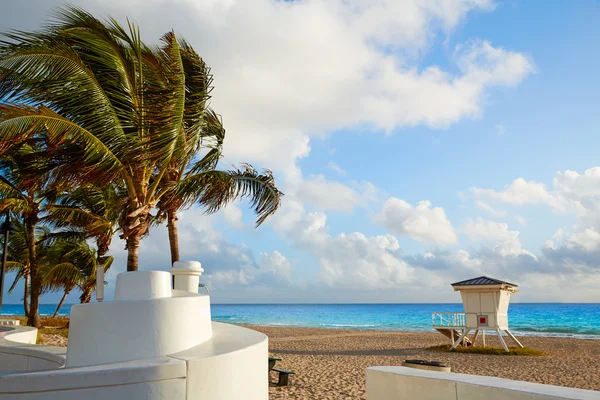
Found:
[428,344,545,356]
[14,317,70,340]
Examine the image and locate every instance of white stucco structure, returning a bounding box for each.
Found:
[366,367,600,400]
[0,263,268,400]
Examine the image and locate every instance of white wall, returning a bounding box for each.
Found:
[66,294,212,367]
[0,326,37,345]
[366,366,600,400]
[0,323,268,400]
[171,322,268,400]
[0,356,186,400]
[0,347,65,373]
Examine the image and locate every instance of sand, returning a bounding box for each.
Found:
[251,326,600,400]
[38,326,600,399]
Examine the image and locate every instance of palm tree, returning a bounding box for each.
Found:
[43,239,113,317]
[151,48,282,264]
[157,111,283,265]
[0,7,282,272]
[5,219,33,316]
[45,183,123,298]
[0,140,60,328]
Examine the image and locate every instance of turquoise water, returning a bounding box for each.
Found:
[3,303,599,339]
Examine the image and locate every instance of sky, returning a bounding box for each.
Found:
[1,0,600,304]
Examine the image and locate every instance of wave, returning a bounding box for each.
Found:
[212,315,239,320]
[513,326,600,339]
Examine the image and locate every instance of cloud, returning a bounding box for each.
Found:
[515,216,527,226]
[0,0,533,181]
[271,204,416,290]
[293,175,376,213]
[470,177,554,206]
[470,167,600,224]
[222,204,245,230]
[462,217,534,257]
[475,200,508,217]
[327,161,346,176]
[375,198,457,245]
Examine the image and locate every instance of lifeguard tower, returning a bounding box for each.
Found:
[432,276,523,352]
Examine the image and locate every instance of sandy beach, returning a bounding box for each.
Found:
[250,326,600,400]
[38,325,600,399]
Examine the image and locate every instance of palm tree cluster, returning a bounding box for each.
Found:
[0,7,282,328]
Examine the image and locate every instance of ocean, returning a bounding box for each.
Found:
[2,303,600,339]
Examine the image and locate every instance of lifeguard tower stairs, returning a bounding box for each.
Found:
[432,276,523,352]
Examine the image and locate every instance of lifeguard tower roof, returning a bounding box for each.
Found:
[451,276,517,288]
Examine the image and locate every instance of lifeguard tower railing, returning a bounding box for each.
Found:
[431,312,466,328]
[431,312,472,346]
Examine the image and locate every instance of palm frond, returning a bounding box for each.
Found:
[8,267,24,294]
[43,262,86,292]
[173,164,283,226]
[0,105,124,175]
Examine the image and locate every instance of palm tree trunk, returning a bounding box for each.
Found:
[80,287,92,303]
[23,273,29,316]
[25,217,40,328]
[167,209,180,264]
[53,289,70,318]
[126,234,141,272]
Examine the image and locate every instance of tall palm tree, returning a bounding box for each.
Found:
[5,219,35,316]
[152,48,282,265]
[0,7,282,272]
[0,140,60,328]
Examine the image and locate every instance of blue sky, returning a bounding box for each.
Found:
[2,0,600,305]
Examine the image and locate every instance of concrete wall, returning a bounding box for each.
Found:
[366,366,600,400]
[0,269,267,400]
[0,325,38,345]
[0,346,65,373]
[0,356,186,400]
[171,322,269,400]
[0,322,268,400]
[66,271,212,367]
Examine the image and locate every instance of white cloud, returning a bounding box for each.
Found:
[1,0,533,181]
[515,216,527,226]
[470,177,554,206]
[462,217,533,257]
[470,167,600,223]
[271,205,415,290]
[327,161,346,176]
[375,198,457,245]
[222,204,245,230]
[293,175,375,213]
[475,200,508,217]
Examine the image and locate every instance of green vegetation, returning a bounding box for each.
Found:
[428,344,545,356]
[0,6,283,328]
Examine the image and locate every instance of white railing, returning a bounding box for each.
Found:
[432,312,466,328]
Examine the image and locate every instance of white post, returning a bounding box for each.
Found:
[171,261,204,294]
[472,329,480,346]
[497,328,509,352]
[482,330,485,348]
[505,330,524,348]
[451,329,470,350]
[96,265,104,302]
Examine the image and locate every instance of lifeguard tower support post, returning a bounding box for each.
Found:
[432,276,523,352]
